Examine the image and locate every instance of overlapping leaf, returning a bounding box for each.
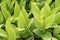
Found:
[6,17,16,40]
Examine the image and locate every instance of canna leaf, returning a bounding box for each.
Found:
[55,0,60,7]
[51,37,57,40]
[1,5,11,20]
[18,11,25,28]
[44,14,55,29]
[51,7,60,14]
[40,3,51,19]
[5,0,11,8]
[33,29,43,37]
[34,18,43,30]
[41,31,52,40]
[22,7,30,27]
[0,29,7,37]
[31,2,41,20]
[20,0,26,8]
[0,11,3,24]
[50,2,55,10]
[46,0,52,4]
[54,12,60,24]
[14,2,20,18]
[6,17,16,40]
[33,29,52,40]
[53,25,60,35]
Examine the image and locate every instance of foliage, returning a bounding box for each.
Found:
[0,0,60,40]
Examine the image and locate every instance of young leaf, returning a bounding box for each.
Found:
[1,5,11,20]
[5,0,11,8]
[33,29,43,37]
[52,37,57,40]
[22,7,30,27]
[41,31,52,40]
[18,11,25,28]
[33,29,52,40]
[50,2,55,10]
[51,7,60,14]
[0,11,3,24]
[40,3,51,19]
[6,17,16,40]
[46,0,52,4]
[44,14,55,29]
[14,2,20,18]
[54,12,60,24]
[0,29,7,37]
[34,18,43,30]
[53,25,60,35]
[20,0,26,8]
[55,0,60,7]
[31,2,40,20]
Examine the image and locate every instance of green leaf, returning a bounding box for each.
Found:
[0,11,3,24]
[44,14,55,29]
[5,0,11,8]
[1,5,11,20]
[46,0,52,4]
[41,31,52,40]
[53,25,60,35]
[40,3,51,19]
[55,0,60,7]
[52,37,57,40]
[50,2,55,10]
[51,7,60,14]
[0,29,7,37]
[6,17,16,40]
[27,36,34,40]
[33,29,52,40]
[5,0,15,9]
[34,18,43,30]
[31,2,40,20]
[14,2,20,18]
[33,29,43,37]
[18,11,25,28]
[20,0,26,8]
[22,7,30,27]
[54,12,60,24]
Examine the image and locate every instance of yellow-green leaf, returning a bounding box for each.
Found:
[44,14,55,29]
[0,11,3,24]
[6,17,16,40]
[31,2,40,20]
[40,3,51,19]
[14,2,20,18]
[18,11,25,28]
[1,5,11,20]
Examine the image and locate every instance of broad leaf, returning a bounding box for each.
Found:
[55,0,60,7]
[46,0,52,4]
[41,31,52,40]
[22,7,30,27]
[31,2,40,20]
[18,11,25,28]
[51,37,57,40]
[51,7,60,14]
[40,3,51,19]
[44,14,55,29]
[14,2,20,18]
[6,17,16,40]
[33,29,52,40]
[54,12,60,24]
[34,18,43,30]
[1,5,11,20]
[0,11,3,24]
[0,29,7,37]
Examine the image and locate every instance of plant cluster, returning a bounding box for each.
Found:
[0,0,60,40]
